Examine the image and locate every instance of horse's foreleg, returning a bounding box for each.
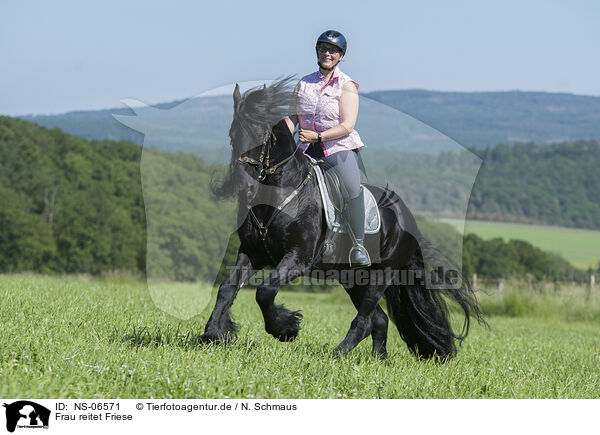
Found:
[256,252,307,342]
[199,250,257,343]
[334,282,386,357]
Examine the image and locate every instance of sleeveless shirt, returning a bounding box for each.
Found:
[295,66,366,157]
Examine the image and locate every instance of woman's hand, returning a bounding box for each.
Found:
[299,129,319,143]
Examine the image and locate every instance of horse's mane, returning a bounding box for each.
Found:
[211,76,297,199]
[236,76,296,129]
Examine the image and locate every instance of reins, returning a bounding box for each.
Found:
[246,160,317,241]
[237,127,319,241]
[237,130,299,181]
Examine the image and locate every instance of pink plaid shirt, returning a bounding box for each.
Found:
[296,66,366,157]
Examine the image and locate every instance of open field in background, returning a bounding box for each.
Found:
[439,218,600,269]
[1,274,599,399]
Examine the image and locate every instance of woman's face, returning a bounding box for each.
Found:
[316,42,343,70]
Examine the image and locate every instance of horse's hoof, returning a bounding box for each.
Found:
[274,330,298,342]
[196,331,233,345]
[196,334,220,345]
[372,349,388,361]
[266,308,302,342]
[266,325,299,342]
[332,345,350,359]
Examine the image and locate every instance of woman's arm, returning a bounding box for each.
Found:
[285,115,297,134]
[285,81,301,134]
[299,80,359,143]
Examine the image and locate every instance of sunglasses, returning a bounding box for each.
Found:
[316,44,342,55]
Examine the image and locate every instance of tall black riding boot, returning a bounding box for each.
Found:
[346,188,371,268]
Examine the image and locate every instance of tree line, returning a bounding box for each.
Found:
[364,140,600,230]
[0,116,594,283]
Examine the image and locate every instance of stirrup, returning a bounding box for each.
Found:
[349,244,371,269]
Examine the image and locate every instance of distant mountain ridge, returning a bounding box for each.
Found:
[20,89,600,153]
[364,89,600,148]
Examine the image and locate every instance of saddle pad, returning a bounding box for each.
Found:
[308,155,381,234]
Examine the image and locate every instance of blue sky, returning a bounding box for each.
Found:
[1,0,598,115]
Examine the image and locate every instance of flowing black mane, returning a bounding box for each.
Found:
[234,77,295,139]
[212,77,296,199]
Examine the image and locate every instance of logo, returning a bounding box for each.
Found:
[3,401,50,432]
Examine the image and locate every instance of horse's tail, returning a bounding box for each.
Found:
[376,187,486,360]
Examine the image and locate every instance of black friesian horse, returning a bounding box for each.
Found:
[200,78,484,359]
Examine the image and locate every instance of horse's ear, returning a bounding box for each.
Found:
[233,83,241,110]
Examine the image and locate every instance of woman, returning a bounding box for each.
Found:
[286,30,370,268]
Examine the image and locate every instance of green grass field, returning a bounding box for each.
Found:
[440,218,600,269]
[1,274,599,399]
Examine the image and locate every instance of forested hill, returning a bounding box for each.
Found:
[20,90,600,152]
[0,116,145,274]
[468,140,600,228]
[0,116,592,281]
[0,116,236,280]
[362,140,600,230]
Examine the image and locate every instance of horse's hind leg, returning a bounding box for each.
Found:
[256,252,307,342]
[334,282,387,357]
[199,250,258,343]
[345,286,389,359]
[370,306,389,359]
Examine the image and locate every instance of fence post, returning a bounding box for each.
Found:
[472,273,477,292]
[498,279,504,293]
[585,274,593,301]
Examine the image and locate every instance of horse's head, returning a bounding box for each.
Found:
[217,77,296,197]
[230,84,272,191]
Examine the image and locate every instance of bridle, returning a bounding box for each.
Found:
[234,123,319,242]
[236,129,299,182]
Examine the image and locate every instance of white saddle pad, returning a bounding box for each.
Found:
[307,156,381,234]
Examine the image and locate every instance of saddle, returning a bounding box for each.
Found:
[304,153,382,265]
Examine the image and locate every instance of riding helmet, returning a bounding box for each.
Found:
[316,30,347,55]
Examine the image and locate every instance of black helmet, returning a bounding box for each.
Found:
[316,30,347,55]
